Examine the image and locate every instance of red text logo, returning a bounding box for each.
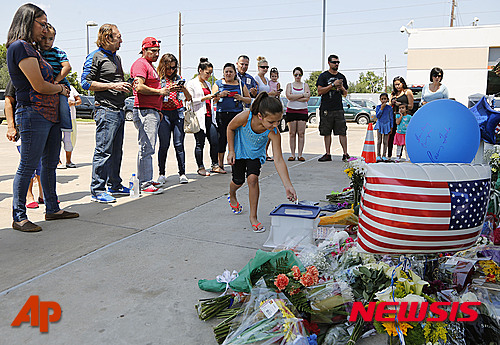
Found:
[349,301,480,322]
[11,295,61,332]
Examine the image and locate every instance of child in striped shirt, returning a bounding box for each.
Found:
[39,23,73,152]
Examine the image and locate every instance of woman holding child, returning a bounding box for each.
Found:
[7,4,79,232]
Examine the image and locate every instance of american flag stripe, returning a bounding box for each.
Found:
[358,163,491,254]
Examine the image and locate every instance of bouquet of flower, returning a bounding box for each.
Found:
[372,266,449,345]
[222,282,312,345]
[271,265,319,313]
[343,157,367,206]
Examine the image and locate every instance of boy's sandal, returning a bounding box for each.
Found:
[227,196,242,214]
[297,157,305,161]
[266,156,274,162]
[252,223,266,233]
[197,168,210,176]
[288,156,295,161]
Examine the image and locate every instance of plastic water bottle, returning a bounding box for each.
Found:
[129,174,139,199]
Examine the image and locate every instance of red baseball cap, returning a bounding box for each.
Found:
[142,37,161,49]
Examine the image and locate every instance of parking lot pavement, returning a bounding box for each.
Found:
[0,121,373,344]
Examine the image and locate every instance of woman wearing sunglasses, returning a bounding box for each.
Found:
[157,53,192,185]
[254,56,281,161]
[421,67,449,106]
[285,67,310,161]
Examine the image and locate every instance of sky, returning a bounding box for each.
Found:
[1,0,499,88]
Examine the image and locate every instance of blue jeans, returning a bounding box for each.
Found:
[158,108,186,176]
[13,106,61,221]
[133,108,160,185]
[91,107,125,195]
[59,94,72,131]
[194,116,219,168]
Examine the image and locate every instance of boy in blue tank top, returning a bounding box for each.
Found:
[227,92,297,232]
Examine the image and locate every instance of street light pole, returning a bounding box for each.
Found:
[86,21,98,56]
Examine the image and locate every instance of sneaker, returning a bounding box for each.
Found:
[108,185,131,196]
[179,174,189,184]
[66,162,77,168]
[57,162,66,169]
[141,185,163,195]
[318,154,332,162]
[91,192,116,203]
[342,153,350,161]
[157,175,167,185]
[150,181,164,188]
[376,156,381,162]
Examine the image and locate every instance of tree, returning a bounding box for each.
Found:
[66,72,88,95]
[0,43,9,89]
[348,71,384,93]
[305,71,321,96]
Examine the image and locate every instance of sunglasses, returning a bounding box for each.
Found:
[294,74,302,77]
[259,66,269,69]
[165,65,177,70]
[329,60,340,64]
[34,19,48,30]
[433,74,442,78]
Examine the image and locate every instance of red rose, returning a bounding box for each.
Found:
[291,266,301,280]
[274,273,289,291]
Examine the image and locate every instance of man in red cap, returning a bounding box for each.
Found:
[130,37,168,194]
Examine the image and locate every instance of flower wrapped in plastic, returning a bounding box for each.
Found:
[305,280,353,324]
[222,281,311,345]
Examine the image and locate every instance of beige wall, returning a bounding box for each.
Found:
[407,47,489,70]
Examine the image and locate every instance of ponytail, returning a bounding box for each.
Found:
[250,92,283,117]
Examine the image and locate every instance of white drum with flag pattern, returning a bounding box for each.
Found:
[358,163,491,254]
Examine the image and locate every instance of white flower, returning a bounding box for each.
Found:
[395,294,426,305]
[375,286,396,302]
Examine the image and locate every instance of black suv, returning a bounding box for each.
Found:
[408,85,423,114]
[75,95,95,119]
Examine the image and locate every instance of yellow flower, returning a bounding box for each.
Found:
[381,321,413,336]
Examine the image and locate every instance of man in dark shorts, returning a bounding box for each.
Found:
[316,54,349,161]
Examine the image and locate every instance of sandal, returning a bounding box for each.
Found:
[266,156,274,162]
[26,201,39,209]
[251,222,266,233]
[288,156,295,161]
[197,168,210,176]
[211,165,227,174]
[297,157,305,161]
[227,196,242,214]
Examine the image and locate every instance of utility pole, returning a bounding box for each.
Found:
[321,0,326,71]
[384,55,388,93]
[450,0,456,27]
[178,12,182,76]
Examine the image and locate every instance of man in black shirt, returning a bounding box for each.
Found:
[81,24,132,203]
[316,54,350,161]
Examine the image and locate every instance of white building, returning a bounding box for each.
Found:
[405,24,500,106]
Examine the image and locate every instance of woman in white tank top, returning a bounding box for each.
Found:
[285,67,310,161]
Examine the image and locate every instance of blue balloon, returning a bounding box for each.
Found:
[406,99,480,163]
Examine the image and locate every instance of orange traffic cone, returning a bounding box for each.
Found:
[361,123,376,163]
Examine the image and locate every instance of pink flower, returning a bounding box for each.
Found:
[274,274,289,291]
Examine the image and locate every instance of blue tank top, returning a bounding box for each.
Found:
[215,79,243,113]
[234,112,277,164]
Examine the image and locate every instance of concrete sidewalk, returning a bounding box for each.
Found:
[0,122,376,344]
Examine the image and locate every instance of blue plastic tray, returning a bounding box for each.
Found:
[269,204,321,219]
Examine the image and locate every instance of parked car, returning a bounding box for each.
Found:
[307,96,375,125]
[124,96,134,121]
[350,98,376,110]
[0,89,5,123]
[75,95,95,119]
[408,85,423,114]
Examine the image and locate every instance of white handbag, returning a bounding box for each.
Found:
[183,101,200,134]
